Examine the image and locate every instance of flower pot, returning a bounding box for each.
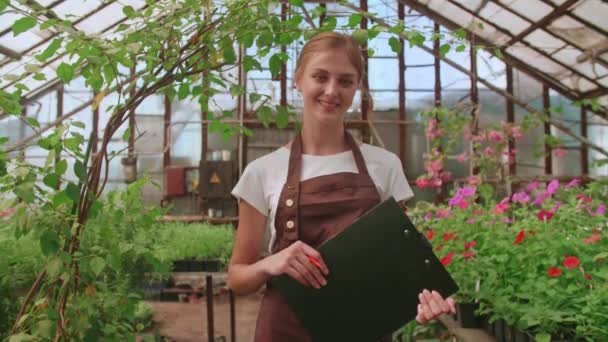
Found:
[481,315,494,336]
[513,328,529,342]
[494,319,506,342]
[202,258,222,272]
[456,303,481,328]
[173,259,191,272]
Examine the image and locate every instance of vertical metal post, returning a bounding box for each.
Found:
[542,86,552,175]
[56,85,64,189]
[92,90,99,157]
[206,275,214,342]
[506,65,516,176]
[469,34,479,176]
[360,0,370,143]
[163,94,171,169]
[397,2,407,170]
[128,65,136,157]
[280,3,287,108]
[581,106,589,175]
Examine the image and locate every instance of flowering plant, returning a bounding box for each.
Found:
[410,179,608,340]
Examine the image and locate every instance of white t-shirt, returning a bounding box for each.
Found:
[231,144,415,254]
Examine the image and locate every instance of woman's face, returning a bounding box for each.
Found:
[295,48,359,125]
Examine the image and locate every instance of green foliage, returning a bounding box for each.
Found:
[410,180,608,340]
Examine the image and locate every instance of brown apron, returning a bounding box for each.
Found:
[253,132,383,342]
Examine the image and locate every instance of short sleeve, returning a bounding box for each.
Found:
[231,161,268,217]
[386,154,415,203]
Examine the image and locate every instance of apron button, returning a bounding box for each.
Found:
[286,220,295,229]
[286,199,294,207]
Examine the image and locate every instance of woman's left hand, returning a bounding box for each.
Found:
[415,289,456,324]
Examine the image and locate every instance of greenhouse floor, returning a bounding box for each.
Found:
[142,292,263,342]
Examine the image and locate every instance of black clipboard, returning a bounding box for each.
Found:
[270,197,460,341]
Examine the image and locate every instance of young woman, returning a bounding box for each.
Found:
[228,31,455,341]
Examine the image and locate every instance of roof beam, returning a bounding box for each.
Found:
[442,0,599,95]
[0,45,20,59]
[506,0,580,47]
[535,0,608,37]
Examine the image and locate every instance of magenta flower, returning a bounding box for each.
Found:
[565,178,580,188]
[554,148,568,158]
[483,147,494,156]
[512,192,530,204]
[526,181,540,193]
[467,175,481,186]
[466,218,476,224]
[488,130,503,143]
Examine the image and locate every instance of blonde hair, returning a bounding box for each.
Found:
[294,31,364,84]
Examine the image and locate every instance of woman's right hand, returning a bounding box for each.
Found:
[263,241,329,289]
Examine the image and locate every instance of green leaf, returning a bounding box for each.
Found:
[257,105,272,128]
[12,17,37,36]
[65,182,80,203]
[122,127,131,142]
[347,14,362,28]
[408,31,425,47]
[74,160,87,182]
[71,120,85,129]
[52,191,72,208]
[122,5,136,18]
[0,0,9,12]
[456,44,466,52]
[55,159,67,176]
[56,63,74,83]
[46,257,63,278]
[256,31,273,48]
[593,252,608,262]
[36,38,62,62]
[31,320,54,339]
[535,333,550,342]
[321,16,337,31]
[90,256,106,277]
[14,182,35,204]
[269,53,282,78]
[43,173,59,189]
[40,230,61,256]
[289,0,303,6]
[249,93,262,105]
[243,55,262,72]
[276,106,289,129]
[230,85,245,98]
[178,83,190,100]
[388,37,402,53]
[33,73,47,81]
[24,64,41,73]
[352,29,368,45]
[439,43,451,57]
[222,44,236,64]
[26,117,39,128]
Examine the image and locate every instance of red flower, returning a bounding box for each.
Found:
[513,230,525,245]
[443,232,456,241]
[440,252,456,266]
[576,194,592,203]
[462,252,476,259]
[585,274,592,280]
[464,240,476,250]
[583,235,601,244]
[563,256,580,269]
[426,229,435,241]
[537,210,554,221]
[547,267,562,277]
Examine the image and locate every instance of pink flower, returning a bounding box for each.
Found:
[526,181,540,193]
[492,203,509,215]
[511,192,530,204]
[440,171,452,182]
[435,208,451,219]
[551,201,561,213]
[586,204,606,217]
[510,126,523,139]
[423,212,433,221]
[566,178,580,188]
[457,152,468,163]
[426,119,444,139]
[501,217,512,223]
[466,218,476,224]
[416,177,430,189]
[467,175,481,186]
[488,130,503,143]
[424,159,444,175]
[554,148,568,158]
[483,147,494,156]
[546,179,560,195]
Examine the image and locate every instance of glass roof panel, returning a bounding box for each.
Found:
[507,0,553,22]
[0,31,45,54]
[452,0,484,11]
[427,0,475,29]
[506,45,568,77]
[552,46,608,79]
[53,0,102,20]
[599,76,608,87]
[75,0,146,36]
[523,29,567,54]
[572,0,608,33]
[559,74,596,92]
[0,12,21,32]
[549,16,605,49]
[479,2,529,36]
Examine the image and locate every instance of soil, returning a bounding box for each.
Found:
[143,292,263,342]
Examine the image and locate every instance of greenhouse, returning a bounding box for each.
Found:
[0,0,607,341]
